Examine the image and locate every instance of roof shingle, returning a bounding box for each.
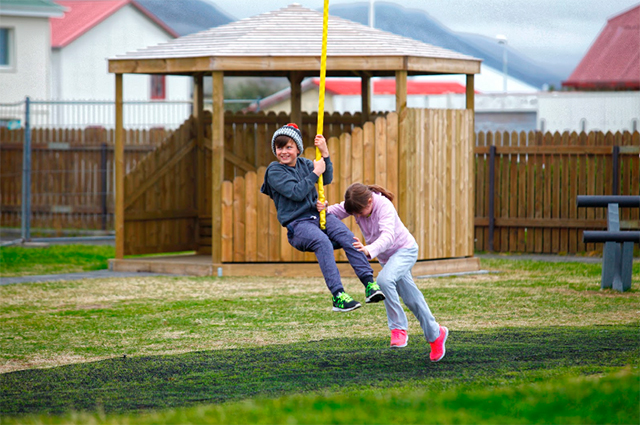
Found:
[112,4,478,62]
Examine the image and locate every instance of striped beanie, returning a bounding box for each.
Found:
[271,123,303,156]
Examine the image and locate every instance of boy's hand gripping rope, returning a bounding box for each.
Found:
[316,0,329,230]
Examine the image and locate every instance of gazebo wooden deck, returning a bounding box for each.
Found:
[107,4,482,277]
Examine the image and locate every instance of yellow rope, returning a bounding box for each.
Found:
[317,0,329,230]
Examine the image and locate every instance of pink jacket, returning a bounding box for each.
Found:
[327,192,417,263]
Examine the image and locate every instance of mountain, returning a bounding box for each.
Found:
[136,0,233,37]
[329,2,566,89]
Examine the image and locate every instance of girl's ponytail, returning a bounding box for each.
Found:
[344,183,395,214]
[367,184,394,202]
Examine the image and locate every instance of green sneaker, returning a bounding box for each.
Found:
[365,281,385,303]
[332,291,361,312]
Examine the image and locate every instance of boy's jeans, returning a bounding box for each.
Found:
[287,213,373,295]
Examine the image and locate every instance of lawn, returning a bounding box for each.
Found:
[0,245,115,277]
[0,249,638,424]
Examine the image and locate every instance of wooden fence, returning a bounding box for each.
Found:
[221,110,380,181]
[474,131,640,254]
[217,114,401,262]
[3,114,639,255]
[0,110,370,234]
[123,117,198,254]
[0,127,166,232]
[215,108,475,262]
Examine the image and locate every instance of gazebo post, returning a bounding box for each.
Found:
[395,70,407,115]
[193,73,205,251]
[466,73,476,256]
[289,71,303,126]
[115,73,124,259]
[395,69,408,222]
[465,73,476,256]
[465,74,475,111]
[211,71,225,264]
[360,73,371,125]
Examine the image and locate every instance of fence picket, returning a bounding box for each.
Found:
[245,171,257,262]
[256,167,269,262]
[542,132,553,253]
[551,132,561,253]
[508,131,518,252]
[222,181,233,262]
[233,176,246,262]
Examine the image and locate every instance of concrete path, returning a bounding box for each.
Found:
[475,253,605,264]
[0,270,177,286]
[1,253,615,286]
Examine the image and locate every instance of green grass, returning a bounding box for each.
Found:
[0,245,115,277]
[0,256,638,424]
[8,368,633,425]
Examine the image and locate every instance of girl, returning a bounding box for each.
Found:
[319,183,448,362]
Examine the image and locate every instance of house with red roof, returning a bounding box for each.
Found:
[249,78,473,114]
[50,0,191,102]
[562,4,639,91]
[248,77,541,133]
[538,4,640,133]
[0,0,65,107]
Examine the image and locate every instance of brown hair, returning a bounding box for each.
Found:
[344,183,394,215]
[274,135,300,154]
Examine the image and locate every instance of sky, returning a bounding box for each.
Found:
[210,0,640,76]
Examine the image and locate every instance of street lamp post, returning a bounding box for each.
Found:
[369,0,375,27]
[496,34,508,93]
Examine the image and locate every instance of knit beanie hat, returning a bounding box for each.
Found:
[271,123,303,156]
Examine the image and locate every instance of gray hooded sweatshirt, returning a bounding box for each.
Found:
[260,156,333,227]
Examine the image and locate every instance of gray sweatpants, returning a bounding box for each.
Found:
[377,245,440,342]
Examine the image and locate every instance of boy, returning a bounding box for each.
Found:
[260,123,384,312]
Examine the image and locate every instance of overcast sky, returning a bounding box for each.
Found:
[211,0,639,75]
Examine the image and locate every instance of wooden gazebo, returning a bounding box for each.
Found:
[108,4,482,277]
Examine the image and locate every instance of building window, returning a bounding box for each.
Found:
[632,119,638,133]
[540,119,546,133]
[150,75,166,100]
[0,27,14,70]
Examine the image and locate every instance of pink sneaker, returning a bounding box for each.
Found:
[429,326,448,362]
[390,329,408,348]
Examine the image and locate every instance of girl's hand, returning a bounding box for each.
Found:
[316,200,328,212]
[313,157,326,176]
[314,135,329,158]
[353,236,370,258]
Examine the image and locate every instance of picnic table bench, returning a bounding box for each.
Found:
[577,195,640,292]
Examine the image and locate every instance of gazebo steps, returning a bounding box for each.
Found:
[109,255,480,278]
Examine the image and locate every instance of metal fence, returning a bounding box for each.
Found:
[2,99,196,130]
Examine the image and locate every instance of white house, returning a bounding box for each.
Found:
[414,63,539,95]
[546,4,640,134]
[0,0,64,108]
[538,91,640,134]
[51,0,192,101]
[45,0,193,128]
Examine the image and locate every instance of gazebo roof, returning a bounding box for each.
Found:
[108,3,481,77]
